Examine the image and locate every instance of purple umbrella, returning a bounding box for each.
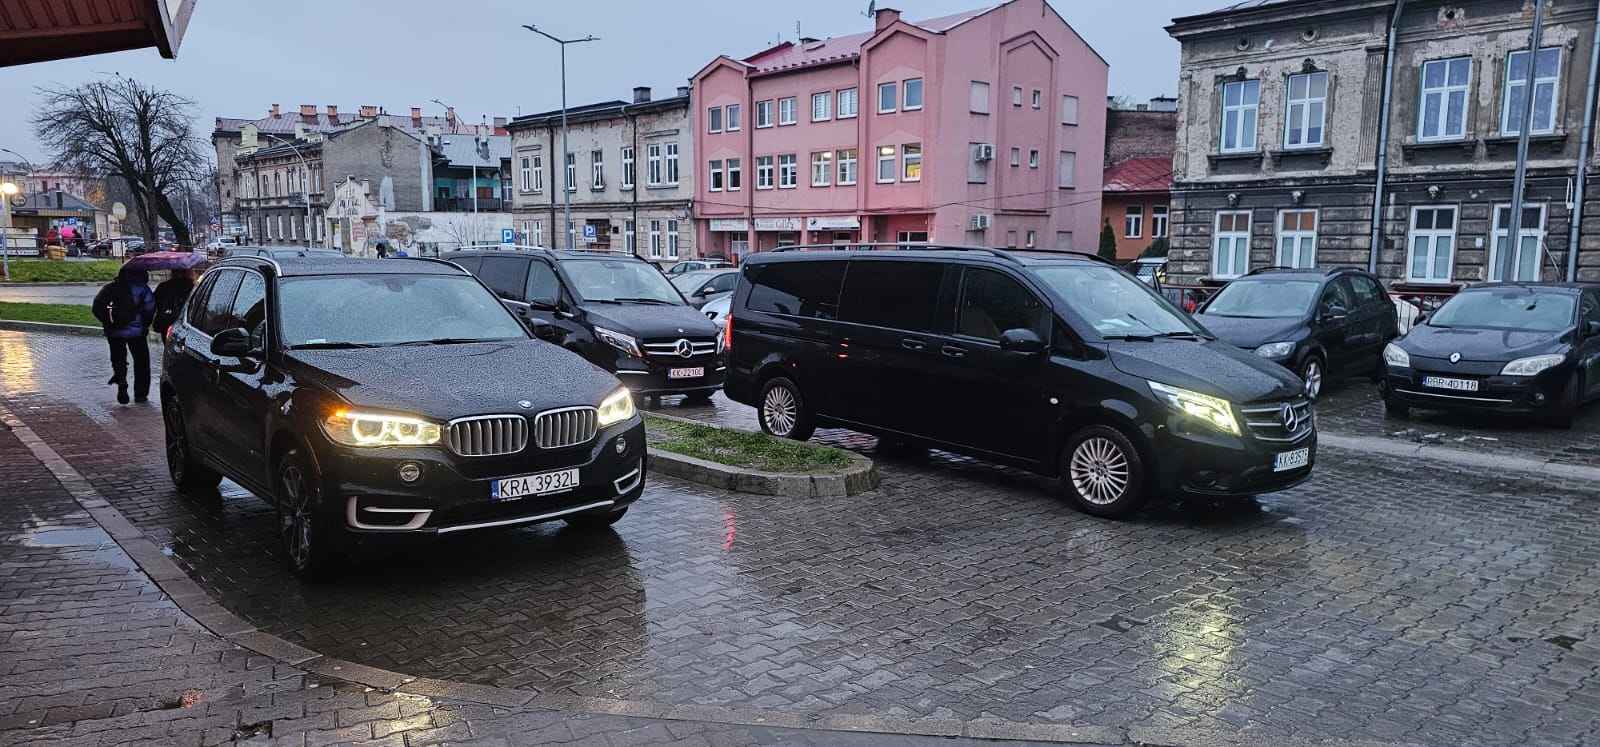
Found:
[121,251,207,272]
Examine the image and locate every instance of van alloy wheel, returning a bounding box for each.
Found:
[1301,357,1323,399]
[1069,437,1131,506]
[762,386,798,436]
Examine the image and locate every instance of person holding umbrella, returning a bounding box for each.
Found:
[91,265,156,404]
[153,267,197,339]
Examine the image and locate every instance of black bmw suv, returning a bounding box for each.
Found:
[160,256,646,578]
[724,245,1317,518]
[444,249,725,400]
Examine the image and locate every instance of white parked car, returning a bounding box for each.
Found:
[701,293,732,323]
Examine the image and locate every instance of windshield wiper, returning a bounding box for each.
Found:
[1154,331,1212,340]
[288,341,382,350]
[612,297,678,305]
[1103,333,1157,341]
[390,337,510,347]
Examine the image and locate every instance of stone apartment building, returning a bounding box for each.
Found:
[1167,0,1600,287]
[1101,98,1178,259]
[505,87,695,263]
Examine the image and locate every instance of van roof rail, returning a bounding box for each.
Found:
[770,242,1023,264]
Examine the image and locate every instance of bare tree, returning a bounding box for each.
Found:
[32,77,209,247]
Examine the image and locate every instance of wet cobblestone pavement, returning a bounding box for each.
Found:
[5,331,1600,745]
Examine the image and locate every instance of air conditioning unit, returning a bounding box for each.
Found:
[974,144,996,161]
[969,214,992,230]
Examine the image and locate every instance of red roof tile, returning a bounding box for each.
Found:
[1103,157,1173,193]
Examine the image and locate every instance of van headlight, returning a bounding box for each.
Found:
[322,409,441,447]
[595,326,642,357]
[596,388,636,427]
[1148,381,1239,436]
[1254,341,1295,359]
[1501,354,1564,377]
[1383,342,1410,369]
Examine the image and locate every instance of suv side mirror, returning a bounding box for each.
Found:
[525,316,558,341]
[529,294,559,311]
[998,328,1046,355]
[1586,320,1600,337]
[210,327,255,358]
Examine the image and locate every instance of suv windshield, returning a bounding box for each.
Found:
[1202,279,1320,318]
[1032,265,1202,338]
[1428,288,1576,332]
[279,274,527,348]
[562,259,684,304]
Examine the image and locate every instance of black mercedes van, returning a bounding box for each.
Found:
[444,249,726,400]
[723,245,1317,517]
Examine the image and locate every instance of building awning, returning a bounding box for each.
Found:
[0,0,196,67]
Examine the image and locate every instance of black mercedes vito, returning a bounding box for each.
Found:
[723,246,1316,517]
[161,256,646,578]
[445,248,725,400]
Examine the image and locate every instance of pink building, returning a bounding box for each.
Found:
[692,1,1106,259]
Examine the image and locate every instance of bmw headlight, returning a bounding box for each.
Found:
[595,326,642,357]
[1501,354,1564,377]
[321,409,441,447]
[596,388,637,427]
[1148,381,1239,436]
[1254,341,1295,359]
[1383,342,1410,369]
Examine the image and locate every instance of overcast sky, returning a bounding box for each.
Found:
[0,0,1219,164]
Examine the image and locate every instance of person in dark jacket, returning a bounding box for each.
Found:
[91,266,157,405]
[152,268,196,339]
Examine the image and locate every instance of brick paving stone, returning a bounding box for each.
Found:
[6,329,1600,745]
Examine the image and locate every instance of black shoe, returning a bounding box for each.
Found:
[107,376,119,385]
[133,395,149,404]
[117,386,129,405]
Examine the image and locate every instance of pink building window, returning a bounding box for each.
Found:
[755,100,773,128]
[877,82,897,114]
[838,88,858,118]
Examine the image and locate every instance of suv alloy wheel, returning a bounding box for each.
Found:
[758,377,815,441]
[162,397,221,493]
[277,447,335,579]
[1060,425,1148,518]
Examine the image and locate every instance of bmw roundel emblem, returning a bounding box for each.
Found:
[518,400,534,409]
[1449,352,1462,364]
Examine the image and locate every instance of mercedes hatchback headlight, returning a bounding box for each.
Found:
[1383,342,1410,369]
[1501,354,1564,377]
[595,326,642,357]
[322,409,441,447]
[1254,341,1295,359]
[596,388,637,427]
[1149,381,1239,436]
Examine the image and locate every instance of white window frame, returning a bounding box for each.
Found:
[1010,147,1021,167]
[876,145,897,183]
[1283,71,1329,149]
[648,219,663,258]
[667,219,680,258]
[564,152,576,193]
[1490,202,1547,282]
[903,78,924,111]
[837,88,858,118]
[727,158,741,191]
[1058,150,1076,188]
[708,159,723,192]
[1419,57,1472,142]
[726,103,741,132]
[837,149,858,185]
[971,81,991,114]
[902,143,921,182]
[812,151,832,187]
[1125,206,1143,239]
[646,144,662,186]
[1275,209,1318,268]
[1028,149,1039,169]
[1212,210,1252,279]
[756,100,774,128]
[590,149,605,190]
[665,143,680,185]
[777,97,797,126]
[1062,95,1079,125]
[520,157,531,192]
[1501,47,1561,136]
[878,82,897,114]
[1152,205,1169,238]
[777,154,798,189]
[532,220,543,247]
[1405,205,1458,283]
[1220,79,1260,153]
[531,153,544,192]
[624,219,636,254]
[1031,89,1041,109]
[1025,230,1037,248]
[755,156,774,189]
[707,106,723,133]
[812,92,831,122]
[621,146,635,190]
[1012,86,1023,107]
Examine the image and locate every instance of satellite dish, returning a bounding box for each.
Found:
[112,202,127,221]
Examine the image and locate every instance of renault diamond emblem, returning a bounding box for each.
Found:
[674,339,695,358]
[1449,352,1462,364]
[517,400,534,409]
[1281,403,1298,432]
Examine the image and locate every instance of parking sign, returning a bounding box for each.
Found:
[501,228,515,248]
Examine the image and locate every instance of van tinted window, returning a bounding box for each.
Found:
[449,256,482,275]
[479,256,529,301]
[525,260,561,306]
[839,260,946,332]
[957,268,1047,341]
[746,261,846,319]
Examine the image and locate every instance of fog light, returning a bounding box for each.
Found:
[614,437,627,455]
[1532,392,1546,405]
[397,462,422,483]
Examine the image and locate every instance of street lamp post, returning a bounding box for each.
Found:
[523,24,598,250]
[260,133,314,249]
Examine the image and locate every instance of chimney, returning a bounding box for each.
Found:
[410,106,422,123]
[800,36,819,44]
[676,85,690,98]
[874,7,901,30]
[270,103,281,118]
[326,105,339,120]
[299,104,316,117]
[446,106,457,125]
[633,86,652,103]
[493,116,507,133]
[359,105,379,118]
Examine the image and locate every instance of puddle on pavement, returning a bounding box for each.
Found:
[10,525,138,569]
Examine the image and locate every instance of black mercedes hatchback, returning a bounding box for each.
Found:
[160,256,646,578]
[444,248,726,401]
[1196,267,1399,399]
[1380,282,1600,427]
[724,245,1317,518]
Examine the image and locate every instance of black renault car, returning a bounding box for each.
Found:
[1380,282,1600,427]
[1196,267,1398,399]
[723,245,1316,518]
[444,248,725,401]
[160,256,646,578]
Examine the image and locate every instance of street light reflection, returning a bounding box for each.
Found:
[0,332,39,390]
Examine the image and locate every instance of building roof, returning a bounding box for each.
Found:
[741,7,996,74]
[507,95,690,130]
[1,0,195,65]
[434,134,511,167]
[12,191,100,214]
[215,111,477,137]
[1102,157,1173,194]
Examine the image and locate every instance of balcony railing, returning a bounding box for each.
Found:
[434,197,507,212]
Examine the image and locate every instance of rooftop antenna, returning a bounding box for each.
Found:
[864,1,876,18]
[796,20,801,41]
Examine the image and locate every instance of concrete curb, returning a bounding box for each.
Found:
[1319,431,1600,484]
[0,319,101,337]
[644,412,878,497]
